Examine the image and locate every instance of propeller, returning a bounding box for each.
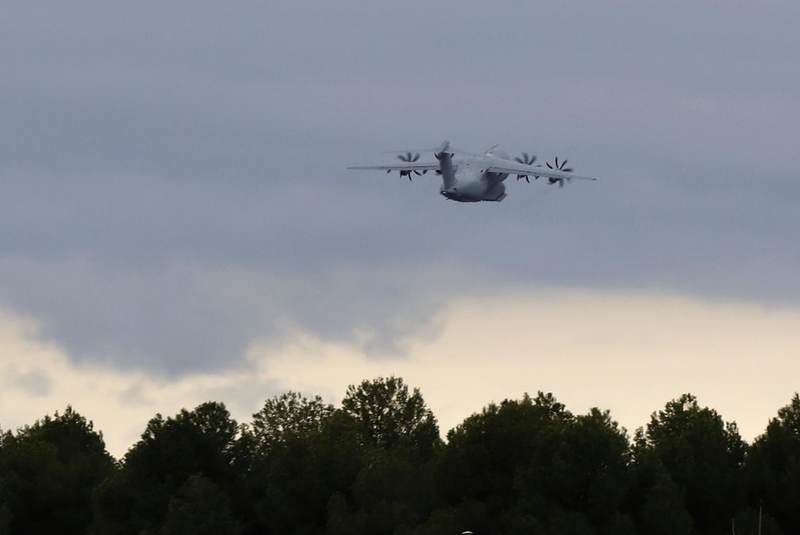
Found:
[545,157,574,188]
[513,152,537,182]
[396,152,423,181]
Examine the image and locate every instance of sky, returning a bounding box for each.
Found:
[1,1,799,458]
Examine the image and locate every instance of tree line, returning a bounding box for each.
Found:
[1,376,799,535]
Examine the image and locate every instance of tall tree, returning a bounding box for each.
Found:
[440,393,564,531]
[333,447,438,535]
[0,505,9,535]
[544,408,633,530]
[251,391,334,453]
[91,401,249,535]
[637,472,692,535]
[440,393,635,535]
[159,475,244,535]
[634,394,746,535]
[251,409,367,535]
[342,376,441,458]
[746,393,800,535]
[0,406,115,535]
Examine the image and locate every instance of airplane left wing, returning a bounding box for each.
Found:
[485,161,597,182]
[347,162,444,173]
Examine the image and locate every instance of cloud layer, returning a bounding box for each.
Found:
[2,289,798,458]
[1,1,799,376]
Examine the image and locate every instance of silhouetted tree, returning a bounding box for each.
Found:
[0,505,9,535]
[633,394,746,535]
[264,410,368,535]
[638,472,692,535]
[160,474,244,535]
[8,380,800,535]
[91,401,249,535]
[252,391,334,454]
[0,406,115,535]
[746,393,800,535]
[439,392,634,534]
[342,376,441,458]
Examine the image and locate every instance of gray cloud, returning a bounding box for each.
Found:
[3,367,52,398]
[1,1,799,375]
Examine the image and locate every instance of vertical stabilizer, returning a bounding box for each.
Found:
[435,142,456,189]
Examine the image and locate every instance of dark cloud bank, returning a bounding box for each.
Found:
[1,1,798,375]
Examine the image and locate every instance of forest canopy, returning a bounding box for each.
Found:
[1,376,798,535]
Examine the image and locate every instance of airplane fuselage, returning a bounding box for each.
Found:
[439,153,510,203]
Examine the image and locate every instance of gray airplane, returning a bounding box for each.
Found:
[348,141,597,202]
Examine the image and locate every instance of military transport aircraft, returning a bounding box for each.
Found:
[348,141,597,202]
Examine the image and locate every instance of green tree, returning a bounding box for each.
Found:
[346,448,438,535]
[440,393,571,513]
[160,474,244,535]
[252,409,367,535]
[544,408,632,529]
[746,393,800,535]
[342,376,441,458]
[0,406,115,535]
[441,394,634,534]
[0,503,11,535]
[252,391,334,453]
[638,472,692,535]
[440,394,548,531]
[634,394,746,535]
[91,402,248,535]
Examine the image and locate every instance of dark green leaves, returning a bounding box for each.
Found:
[5,383,800,535]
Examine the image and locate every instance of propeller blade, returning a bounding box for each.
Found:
[546,162,553,169]
[560,159,568,169]
[563,168,574,173]
[515,152,537,165]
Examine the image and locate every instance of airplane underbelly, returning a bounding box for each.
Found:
[439,177,487,202]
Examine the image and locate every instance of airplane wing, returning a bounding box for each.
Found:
[485,161,597,182]
[347,162,448,173]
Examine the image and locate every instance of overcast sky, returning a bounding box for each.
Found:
[1,1,799,456]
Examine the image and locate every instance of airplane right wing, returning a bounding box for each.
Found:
[485,160,597,182]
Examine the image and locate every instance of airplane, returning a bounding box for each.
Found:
[348,141,598,202]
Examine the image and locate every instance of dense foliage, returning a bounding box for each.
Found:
[1,377,798,535]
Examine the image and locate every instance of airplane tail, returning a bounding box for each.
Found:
[383,140,457,188]
[435,144,456,189]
